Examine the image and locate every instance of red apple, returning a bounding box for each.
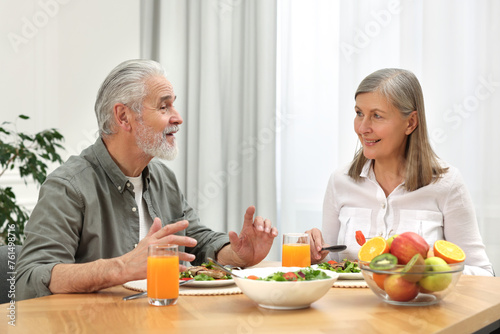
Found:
[384,274,419,302]
[389,232,429,265]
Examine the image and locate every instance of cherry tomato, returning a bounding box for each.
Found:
[283,272,298,281]
[355,230,366,246]
[247,275,259,280]
[180,277,193,281]
[327,260,338,265]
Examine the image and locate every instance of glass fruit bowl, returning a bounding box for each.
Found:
[359,260,464,306]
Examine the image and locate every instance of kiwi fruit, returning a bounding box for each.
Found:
[401,253,425,282]
[369,253,398,270]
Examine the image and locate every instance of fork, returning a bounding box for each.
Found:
[207,257,243,278]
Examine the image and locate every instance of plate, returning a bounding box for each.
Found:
[181,279,235,287]
[338,272,363,280]
[311,265,364,280]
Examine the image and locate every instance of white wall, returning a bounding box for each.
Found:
[0,0,141,212]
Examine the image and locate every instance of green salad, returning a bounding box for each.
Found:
[317,259,361,273]
[247,268,330,281]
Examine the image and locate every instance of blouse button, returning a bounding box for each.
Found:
[127,183,131,187]
[132,207,137,212]
[381,203,386,209]
[118,186,122,191]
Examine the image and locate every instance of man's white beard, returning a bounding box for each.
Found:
[135,120,178,161]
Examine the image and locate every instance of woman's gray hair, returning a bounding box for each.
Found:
[94,59,165,136]
[355,68,422,119]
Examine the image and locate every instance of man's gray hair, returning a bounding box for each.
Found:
[94,59,165,136]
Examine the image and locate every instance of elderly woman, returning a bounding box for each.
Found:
[308,68,494,276]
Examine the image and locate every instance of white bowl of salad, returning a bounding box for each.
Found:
[232,267,339,310]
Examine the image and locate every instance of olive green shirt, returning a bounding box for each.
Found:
[15,138,229,300]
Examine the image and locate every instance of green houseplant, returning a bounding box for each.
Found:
[0,115,65,245]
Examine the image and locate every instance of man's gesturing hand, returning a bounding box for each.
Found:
[119,218,197,281]
[219,206,278,267]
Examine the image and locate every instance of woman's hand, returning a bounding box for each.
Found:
[306,228,329,264]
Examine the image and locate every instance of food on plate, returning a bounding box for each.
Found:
[419,257,452,292]
[433,240,466,264]
[317,259,361,273]
[247,268,330,282]
[358,236,389,262]
[180,262,232,281]
[355,230,366,246]
[389,232,429,264]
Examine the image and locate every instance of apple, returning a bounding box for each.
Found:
[390,232,429,265]
[419,257,452,292]
[384,273,419,302]
[387,234,398,248]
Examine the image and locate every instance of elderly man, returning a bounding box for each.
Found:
[15,59,278,300]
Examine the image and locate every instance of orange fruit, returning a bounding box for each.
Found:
[358,236,389,262]
[372,273,387,290]
[433,240,465,264]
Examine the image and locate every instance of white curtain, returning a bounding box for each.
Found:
[0,0,140,222]
[141,0,279,259]
[278,0,500,271]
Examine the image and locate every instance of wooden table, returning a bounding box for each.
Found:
[3,274,500,333]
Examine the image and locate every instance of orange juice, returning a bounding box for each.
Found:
[147,255,179,299]
[282,243,311,267]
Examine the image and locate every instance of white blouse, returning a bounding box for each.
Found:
[322,160,494,276]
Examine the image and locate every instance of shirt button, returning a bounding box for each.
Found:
[132,207,137,212]
[381,203,386,209]
[127,183,131,187]
[118,186,122,190]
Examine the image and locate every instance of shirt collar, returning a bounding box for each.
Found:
[360,159,406,188]
[92,137,145,194]
[360,159,374,179]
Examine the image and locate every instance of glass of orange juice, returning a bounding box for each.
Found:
[282,233,311,267]
[147,244,179,306]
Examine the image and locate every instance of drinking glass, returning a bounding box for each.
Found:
[282,233,311,267]
[147,244,179,306]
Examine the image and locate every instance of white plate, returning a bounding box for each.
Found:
[311,265,364,280]
[181,279,235,287]
[337,272,363,280]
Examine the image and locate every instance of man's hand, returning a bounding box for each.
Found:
[217,206,278,267]
[306,228,329,264]
[49,218,197,294]
[118,218,197,281]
